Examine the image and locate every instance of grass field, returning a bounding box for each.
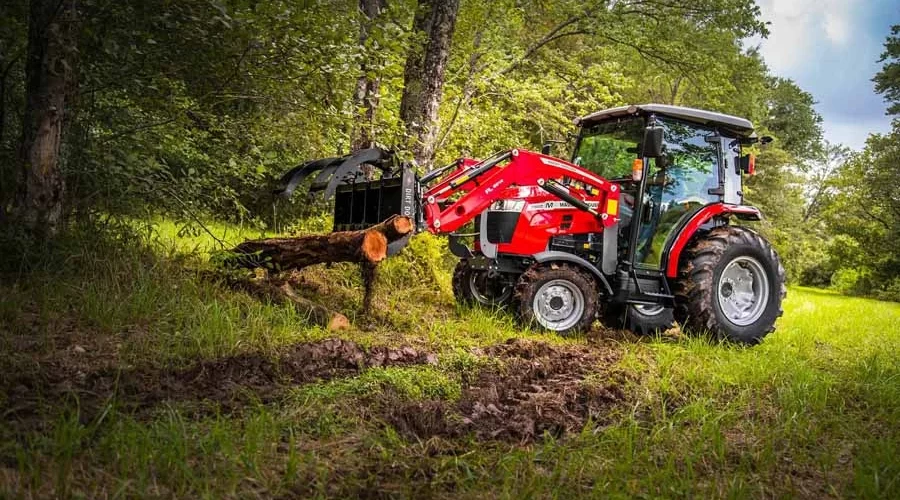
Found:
[1,221,898,498]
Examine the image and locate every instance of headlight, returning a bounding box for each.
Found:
[490,199,526,212]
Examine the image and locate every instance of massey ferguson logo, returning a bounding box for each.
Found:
[534,200,600,210]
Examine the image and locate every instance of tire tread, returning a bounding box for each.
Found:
[673,225,786,343]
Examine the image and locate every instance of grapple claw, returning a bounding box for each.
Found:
[277,149,421,253]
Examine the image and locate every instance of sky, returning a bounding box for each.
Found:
[750,0,899,150]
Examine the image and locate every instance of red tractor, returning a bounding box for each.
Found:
[278,104,786,343]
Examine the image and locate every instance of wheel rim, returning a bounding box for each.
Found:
[632,304,666,316]
[717,256,770,326]
[468,272,512,305]
[532,279,585,331]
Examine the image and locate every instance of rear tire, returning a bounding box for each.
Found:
[673,225,786,344]
[515,263,598,335]
[627,304,675,335]
[452,260,513,307]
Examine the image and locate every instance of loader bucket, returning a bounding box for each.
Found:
[276,148,420,256]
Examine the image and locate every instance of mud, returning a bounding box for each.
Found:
[4,323,633,443]
[3,338,436,421]
[385,338,633,443]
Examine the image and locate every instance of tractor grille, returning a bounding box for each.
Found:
[485,211,518,244]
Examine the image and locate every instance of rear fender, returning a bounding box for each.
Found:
[664,203,762,278]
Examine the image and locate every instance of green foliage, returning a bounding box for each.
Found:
[874,24,900,116]
[761,78,824,158]
[0,0,27,211]
[820,127,900,300]
[0,0,890,299]
[380,231,453,292]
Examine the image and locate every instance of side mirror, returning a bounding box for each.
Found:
[642,126,664,157]
[541,139,567,156]
[739,153,756,175]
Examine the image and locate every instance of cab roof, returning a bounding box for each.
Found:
[576,104,755,137]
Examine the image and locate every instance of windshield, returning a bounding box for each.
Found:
[571,117,644,179]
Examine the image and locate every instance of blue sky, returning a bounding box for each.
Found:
[751,0,899,150]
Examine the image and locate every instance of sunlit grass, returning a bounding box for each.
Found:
[1,221,898,498]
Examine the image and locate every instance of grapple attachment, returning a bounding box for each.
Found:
[275,148,421,255]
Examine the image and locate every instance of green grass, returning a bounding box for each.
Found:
[1,221,898,498]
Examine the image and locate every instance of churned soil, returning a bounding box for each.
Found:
[385,338,634,443]
[3,338,437,423]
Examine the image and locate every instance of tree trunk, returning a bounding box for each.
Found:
[13,0,78,237]
[350,0,387,152]
[399,0,460,168]
[229,215,413,271]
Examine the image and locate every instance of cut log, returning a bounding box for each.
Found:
[226,215,413,316]
[230,215,413,271]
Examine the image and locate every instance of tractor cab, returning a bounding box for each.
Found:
[572,104,759,271]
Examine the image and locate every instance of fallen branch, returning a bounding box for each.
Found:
[231,272,351,331]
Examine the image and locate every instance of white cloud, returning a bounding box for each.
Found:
[752,0,891,150]
[824,11,851,44]
[754,0,858,72]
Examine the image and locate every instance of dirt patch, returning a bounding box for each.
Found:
[111,338,436,411]
[385,338,633,443]
[3,338,436,422]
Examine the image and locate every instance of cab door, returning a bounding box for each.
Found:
[634,119,722,269]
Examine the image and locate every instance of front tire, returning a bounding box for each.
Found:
[515,263,599,335]
[452,260,514,307]
[673,225,786,344]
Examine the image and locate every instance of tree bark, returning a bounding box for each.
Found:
[13,0,78,237]
[229,215,413,271]
[350,0,387,152]
[399,0,460,169]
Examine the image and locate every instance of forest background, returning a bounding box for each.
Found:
[1,0,898,300]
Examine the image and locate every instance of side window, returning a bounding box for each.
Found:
[635,120,721,269]
[658,120,720,206]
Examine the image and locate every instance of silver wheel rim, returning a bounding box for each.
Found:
[632,304,666,316]
[717,256,769,326]
[468,273,511,304]
[532,279,585,331]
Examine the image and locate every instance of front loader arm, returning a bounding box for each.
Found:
[422,149,621,234]
[422,153,504,203]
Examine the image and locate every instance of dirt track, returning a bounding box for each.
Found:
[3,336,634,443]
